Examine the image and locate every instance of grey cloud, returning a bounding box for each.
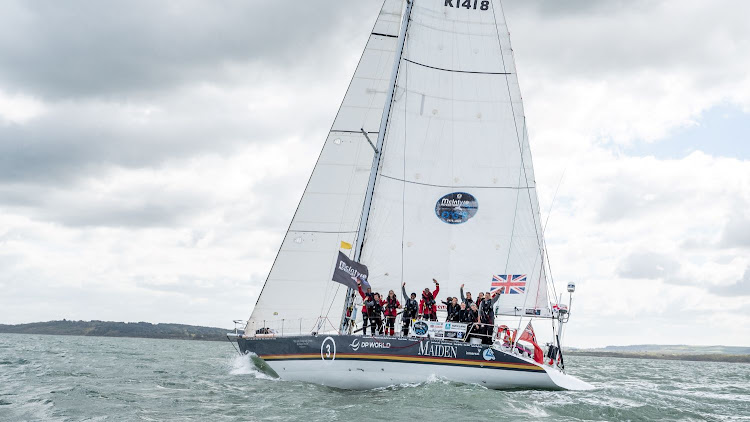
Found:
[0,182,206,228]
[0,100,248,184]
[714,267,750,297]
[0,0,378,99]
[617,251,679,279]
[503,0,750,79]
[505,0,650,17]
[596,184,680,222]
[720,211,750,248]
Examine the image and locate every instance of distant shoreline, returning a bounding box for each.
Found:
[0,320,231,342]
[566,350,750,364]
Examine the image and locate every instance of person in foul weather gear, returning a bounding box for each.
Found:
[401,282,419,336]
[457,301,468,323]
[383,289,401,336]
[465,303,481,342]
[418,279,440,321]
[475,292,485,308]
[459,284,474,307]
[446,297,460,322]
[478,290,502,344]
[370,293,385,335]
[356,279,374,335]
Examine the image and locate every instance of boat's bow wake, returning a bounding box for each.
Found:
[228,353,277,381]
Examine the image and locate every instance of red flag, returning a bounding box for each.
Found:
[518,322,544,364]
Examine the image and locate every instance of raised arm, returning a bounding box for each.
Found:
[401,282,407,302]
[460,284,465,302]
[356,281,366,299]
[432,279,439,299]
[491,290,502,305]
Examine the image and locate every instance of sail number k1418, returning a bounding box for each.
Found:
[445,0,490,10]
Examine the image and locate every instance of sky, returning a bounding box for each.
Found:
[0,0,748,348]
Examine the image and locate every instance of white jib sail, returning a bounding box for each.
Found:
[359,0,551,316]
[246,0,407,335]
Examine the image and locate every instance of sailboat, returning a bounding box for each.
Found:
[229,0,592,390]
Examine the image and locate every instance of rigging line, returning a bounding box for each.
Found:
[379,174,536,190]
[490,0,546,346]
[403,58,511,75]
[401,33,409,287]
[542,168,566,235]
[323,283,342,325]
[541,168,566,302]
[503,123,526,273]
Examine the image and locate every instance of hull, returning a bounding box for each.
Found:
[236,334,591,390]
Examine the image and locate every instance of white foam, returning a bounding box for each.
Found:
[227,353,277,381]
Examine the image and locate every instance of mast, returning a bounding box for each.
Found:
[339,0,414,332]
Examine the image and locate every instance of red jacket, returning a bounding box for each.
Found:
[357,284,374,315]
[383,296,400,317]
[418,284,440,316]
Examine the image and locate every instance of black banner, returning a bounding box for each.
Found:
[332,251,370,290]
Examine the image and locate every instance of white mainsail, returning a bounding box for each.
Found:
[359,0,550,316]
[246,0,407,334]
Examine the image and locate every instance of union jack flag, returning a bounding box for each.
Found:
[491,274,527,295]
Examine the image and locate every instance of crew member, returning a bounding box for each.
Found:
[478,290,501,344]
[370,293,385,335]
[441,297,452,309]
[457,301,467,323]
[356,279,374,335]
[464,303,480,342]
[446,297,460,322]
[418,279,440,321]
[401,282,418,336]
[459,284,474,307]
[383,289,401,336]
[476,292,485,308]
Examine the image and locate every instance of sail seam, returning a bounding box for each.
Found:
[404,58,511,75]
[380,174,535,189]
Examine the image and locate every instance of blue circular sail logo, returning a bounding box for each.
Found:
[435,192,478,224]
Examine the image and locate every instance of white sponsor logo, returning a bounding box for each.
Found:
[440,198,473,208]
[337,261,368,283]
[418,341,458,359]
[350,338,390,351]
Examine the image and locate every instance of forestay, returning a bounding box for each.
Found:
[246,0,407,334]
[359,0,551,316]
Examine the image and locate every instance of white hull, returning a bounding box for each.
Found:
[239,335,593,391]
[265,358,572,390]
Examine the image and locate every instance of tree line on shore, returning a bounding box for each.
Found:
[0,320,229,342]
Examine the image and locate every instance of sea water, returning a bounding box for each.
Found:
[0,333,748,421]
